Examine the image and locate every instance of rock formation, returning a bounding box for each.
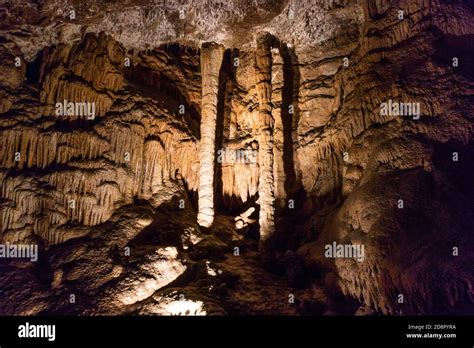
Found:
[254,32,276,252]
[0,0,473,316]
[197,42,224,228]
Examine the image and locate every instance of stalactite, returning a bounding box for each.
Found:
[255,33,275,251]
[197,42,224,228]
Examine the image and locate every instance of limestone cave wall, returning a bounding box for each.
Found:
[0,0,472,315]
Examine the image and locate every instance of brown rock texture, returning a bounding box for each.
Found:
[0,0,473,316]
[0,33,200,245]
[197,42,224,228]
[255,32,276,252]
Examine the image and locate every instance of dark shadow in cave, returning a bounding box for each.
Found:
[26,48,44,86]
[127,197,185,249]
[214,49,235,215]
[432,33,474,80]
[279,42,299,196]
[278,41,308,218]
[124,49,201,138]
[181,172,198,211]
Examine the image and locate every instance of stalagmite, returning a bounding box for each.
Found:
[197,43,224,228]
[271,47,286,207]
[255,33,276,251]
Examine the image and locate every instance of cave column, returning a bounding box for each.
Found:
[255,33,276,250]
[197,42,225,228]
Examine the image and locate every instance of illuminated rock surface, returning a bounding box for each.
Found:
[0,0,473,315]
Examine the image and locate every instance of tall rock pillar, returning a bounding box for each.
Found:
[197,42,224,228]
[255,33,276,250]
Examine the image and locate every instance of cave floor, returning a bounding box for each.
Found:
[0,201,360,316]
